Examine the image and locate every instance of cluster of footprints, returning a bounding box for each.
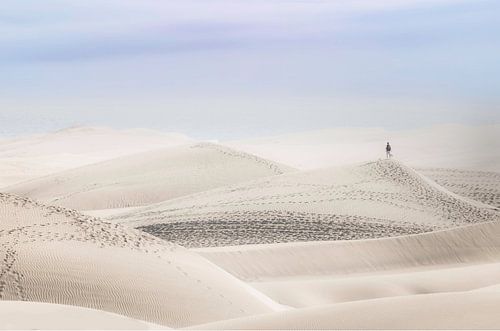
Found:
[419,168,500,209]
[129,160,500,247]
[0,248,25,300]
[139,210,436,248]
[0,193,231,314]
[0,193,166,300]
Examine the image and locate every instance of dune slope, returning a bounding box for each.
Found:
[189,220,500,329]
[0,126,194,187]
[0,301,167,330]
[195,220,500,280]
[419,167,500,208]
[225,124,500,171]
[190,291,500,330]
[0,193,277,328]
[6,143,294,211]
[114,159,499,247]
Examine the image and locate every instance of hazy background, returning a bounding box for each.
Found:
[1,0,499,139]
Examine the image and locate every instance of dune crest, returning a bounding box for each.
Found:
[190,219,500,329]
[6,143,294,211]
[0,126,194,187]
[419,167,500,208]
[225,124,500,171]
[190,291,500,330]
[112,159,499,247]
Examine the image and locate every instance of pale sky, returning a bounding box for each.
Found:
[1,0,499,139]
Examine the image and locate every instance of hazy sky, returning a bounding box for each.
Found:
[1,0,499,138]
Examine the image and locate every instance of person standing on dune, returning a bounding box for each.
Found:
[386,142,392,158]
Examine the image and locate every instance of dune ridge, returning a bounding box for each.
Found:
[188,219,500,329]
[419,167,500,208]
[195,219,500,280]
[189,290,500,330]
[0,192,279,328]
[113,159,499,247]
[225,124,500,171]
[5,143,294,211]
[0,126,194,187]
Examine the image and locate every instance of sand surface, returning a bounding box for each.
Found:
[0,193,279,328]
[113,159,499,247]
[226,124,500,171]
[419,167,500,208]
[189,220,500,329]
[190,291,500,330]
[0,126,193,187]
[0,301,167,330]
[195,220,500,280]
[0,124,499,329]
[6,143,293,210]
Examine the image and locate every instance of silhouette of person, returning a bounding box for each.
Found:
[386,142,392,158]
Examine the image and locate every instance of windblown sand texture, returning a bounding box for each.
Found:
[0,193,277,328]
[6,143,293,210]
[113,159,499,247]
[419,167,500,208]
[191,220,500,329]
[0,125,499,329]
[0,301,167,330]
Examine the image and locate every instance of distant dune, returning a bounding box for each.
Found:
[113,159,499,247]
[0,126,194,187]
[0,193,278,328]
[5,142,294,210]
[225,124,500,171]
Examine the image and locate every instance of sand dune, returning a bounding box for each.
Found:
[0,126,194,187]
[419,167,500,208]
[1,125,498,329]
[188,220,500,329]
[0,192,279,328]
[6,143,294,211]
[225,124,500,171]
[113,159,499,247]
[195,220,500,280]
[190,291,500,330]
[249,261,500,307]
[0,301,167,330]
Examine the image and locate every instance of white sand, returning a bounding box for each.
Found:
[225,124,500,171]
[1,124,499,329]
[189,220,500,329]
[113,159,499,247]
[195,220,500,280]
[0,301,167,330]
[5,143,294,210]
[0,126,194,187]
[190,291,500,330]
[419,167,500,208]
[0,193,279,328]
[250,262,500,307]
